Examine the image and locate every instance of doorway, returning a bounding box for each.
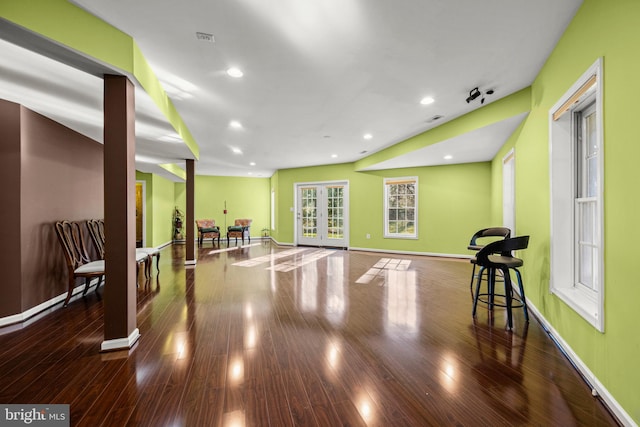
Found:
[295,181,349,248]
[136,181,145,247]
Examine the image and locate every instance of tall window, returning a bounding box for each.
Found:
[384,177,417,239]
[549,58,604,331]
[575,101,598,293]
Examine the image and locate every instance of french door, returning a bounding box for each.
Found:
[296,181,349,248]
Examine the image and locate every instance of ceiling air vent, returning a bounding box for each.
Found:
[426,115,443,123]
[196,32,215,43]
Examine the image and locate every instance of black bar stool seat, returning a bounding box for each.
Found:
[472,236,530,329]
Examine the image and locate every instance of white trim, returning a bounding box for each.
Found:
[348,246,468,259]
[157,240,173,249]
[100,328,140,352]
[0,278,103,331]
[502,148,516,234]
[294,180,350,248]
[383,176,418,239]
[549,57,604,332]
[271,238,294,247]
[527,302,633,427]
[185,260,197,266]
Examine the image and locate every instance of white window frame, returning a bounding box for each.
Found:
[384,177,418,239]
[549,58,604,332]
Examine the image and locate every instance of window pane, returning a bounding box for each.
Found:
[406,222,415,234]
[385,179,417,237]
[587,157,597,197]
[586,111,597,157]
[579,245,593,289]
[580,202,594,243]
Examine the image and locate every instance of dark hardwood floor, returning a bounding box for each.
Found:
[0,242,619,426]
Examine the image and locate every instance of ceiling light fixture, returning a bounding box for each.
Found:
[249,162,256,166]
[231,147,243,154]
[230,120,242,129]
[444,155,453,160]
[226,67,244,78]
[331,154,338,158]
[420,96,435,105]
[363,133,372,140]
[466,87,494,105]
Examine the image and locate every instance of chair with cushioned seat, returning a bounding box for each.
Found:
[227,219,252,245]
[87,219,157,281]
[196,219,220,246]
[472,235,530,330]
[55,220,105,307]
[468,227,511,293]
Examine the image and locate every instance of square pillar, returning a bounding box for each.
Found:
[101,75,139,351]
[185,159,196,265]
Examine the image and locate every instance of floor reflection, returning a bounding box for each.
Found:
[471,318,530,421]
[385,269,418,336]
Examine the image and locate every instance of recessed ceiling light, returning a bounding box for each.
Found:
[420,96,435,105]
[249,162,256,166]
[248,172,253,175]
[363,133,373,140]
[331,154,338,158]
[230,120,242,129]
[227,67,244,78]
[444,155,453,160]
[232,147,243,154]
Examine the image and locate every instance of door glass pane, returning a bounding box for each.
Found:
[301,188,317,238]
[327,186,344,239]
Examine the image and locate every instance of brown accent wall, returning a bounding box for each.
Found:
[0,100,23,317]
[0,99,104,318]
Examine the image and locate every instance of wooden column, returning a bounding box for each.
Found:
[185,159,196,265]
[101,75,139,351]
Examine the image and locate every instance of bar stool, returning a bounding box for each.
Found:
[472,235,530,329]
[468,227,511,293]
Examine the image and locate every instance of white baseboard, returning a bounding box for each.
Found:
[101,328,140,352]
[349,246,470,259]
[526,300,634,426]
[0,277,103,332]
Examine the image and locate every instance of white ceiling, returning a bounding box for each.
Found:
[0,0,582,180]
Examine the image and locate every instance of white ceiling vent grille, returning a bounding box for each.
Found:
[196,32,215,43]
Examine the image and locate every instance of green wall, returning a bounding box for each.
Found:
[490,0,640,422]
[136,171,175,247]
[174,175,271,239]
[274,162,492,255]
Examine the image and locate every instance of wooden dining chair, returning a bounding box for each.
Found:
[86,218,154,281]
[55,220,105,307]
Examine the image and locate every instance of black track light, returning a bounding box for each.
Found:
[466,87,481,103]
[466,87,494,104]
